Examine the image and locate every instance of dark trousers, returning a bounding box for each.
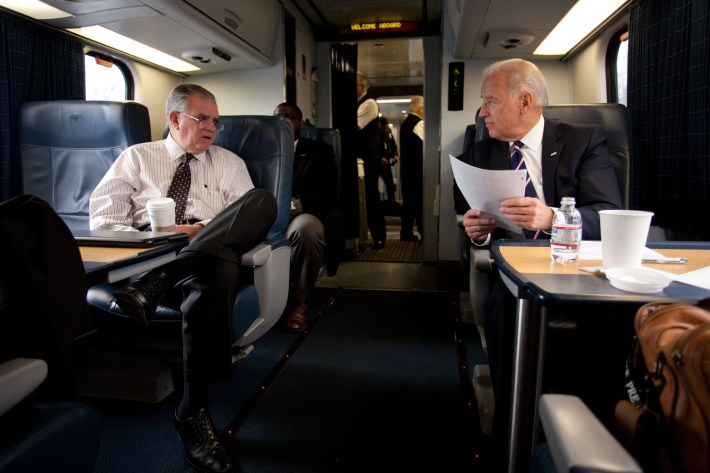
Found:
[483,267,635,463]
[400,171,423,238]
[482,271,517,458]
[175,188,277,381]
[379,163,396,203]
[363,159,386,242]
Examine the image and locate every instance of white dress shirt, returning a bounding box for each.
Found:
[512,114,545,204]
[357,94,379,129]
[473,114,547,245]
[89,133,254,231]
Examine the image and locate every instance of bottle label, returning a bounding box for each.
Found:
[551,224,582,248]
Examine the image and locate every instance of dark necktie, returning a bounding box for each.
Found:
[510,141,536,198]
[167,153,194,225]
[509,141,539,239]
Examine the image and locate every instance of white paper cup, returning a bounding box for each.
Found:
[146,197,176,232]
[599,210,654,268]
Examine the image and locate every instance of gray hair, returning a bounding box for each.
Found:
[482,59,549,107]
[165,84,217,119]
[409,95,423,113]
[356,71,368,89]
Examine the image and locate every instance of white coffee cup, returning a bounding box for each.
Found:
[146,197,176,232]
[599,209,654,268]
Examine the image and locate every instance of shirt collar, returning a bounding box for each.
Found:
[511,114,544,152]
[165,133,208,162]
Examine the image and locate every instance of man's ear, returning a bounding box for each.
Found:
[519,92,533,112]
[168,110,180,129]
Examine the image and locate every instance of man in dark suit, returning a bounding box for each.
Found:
[453,59,622,463]
[274,103,343,332]
[399,95,424,241]
[356,71,387,249]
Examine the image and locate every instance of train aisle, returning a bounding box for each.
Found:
[89,285,486,472]
[229,288,477,472]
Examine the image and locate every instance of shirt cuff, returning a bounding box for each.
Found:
[470,233,492,246]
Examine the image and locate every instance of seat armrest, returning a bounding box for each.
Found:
[0,358,48,416]
[471,248,494,272]
[539,394,642,473]
[240,243,271,266]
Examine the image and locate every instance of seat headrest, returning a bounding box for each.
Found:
[18,100,151,231]
[473,103,631,208]
[212,115,294,242]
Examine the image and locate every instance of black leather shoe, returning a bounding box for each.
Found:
[113,270,170,326]
[175,409,234,473]
[400,234,419,242]
[372,240,385,250]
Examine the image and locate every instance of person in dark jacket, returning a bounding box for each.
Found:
[356,71,386,249]
[274,103,343,332]
[453,59,622,465]
[399,96,424,241]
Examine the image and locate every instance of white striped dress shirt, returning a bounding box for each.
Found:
[89,133,254,231]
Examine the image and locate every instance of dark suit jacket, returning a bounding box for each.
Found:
[293,137,344,275]
[454,119,622,240]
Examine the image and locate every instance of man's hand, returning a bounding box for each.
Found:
[463,208,497,242]
[499,197,553,232]
[174,223,204,240]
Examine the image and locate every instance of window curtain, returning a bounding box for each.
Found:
[0,13,85,201]
[628,0,710,239]
[330,43,359,240]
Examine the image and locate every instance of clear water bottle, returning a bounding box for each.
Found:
[550,197,582,263]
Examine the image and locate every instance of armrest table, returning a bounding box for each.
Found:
[490,239,710,473]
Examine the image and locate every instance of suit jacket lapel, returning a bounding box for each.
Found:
[541,119,563,206]
[490,140,511,170]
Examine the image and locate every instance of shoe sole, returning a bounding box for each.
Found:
[113,292,150,326]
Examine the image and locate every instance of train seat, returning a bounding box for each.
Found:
[462,103,632,314]
[18,100,152,232]
[0,358,101,473]
[531,394,642,473]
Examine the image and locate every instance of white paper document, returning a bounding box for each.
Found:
[673,266,710,290]
[450,155,527,233]
[578,241,666,261]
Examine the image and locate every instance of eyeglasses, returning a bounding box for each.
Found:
[275,112,300,121]
[181,112,224,132]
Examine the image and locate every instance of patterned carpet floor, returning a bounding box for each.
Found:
[353,238,423,263]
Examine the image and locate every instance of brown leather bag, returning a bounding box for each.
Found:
[634,297,710,473]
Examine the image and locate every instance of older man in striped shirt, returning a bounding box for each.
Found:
[90,84,275,473]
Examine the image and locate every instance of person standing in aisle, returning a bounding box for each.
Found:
[378,116,399,214]
[399,96,424,241]
[356,71,386,250]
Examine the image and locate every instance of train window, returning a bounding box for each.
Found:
[606,27,628,105]
[84,52,133,100]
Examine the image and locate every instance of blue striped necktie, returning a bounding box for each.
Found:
[510,141,536,198]
[509,141,539,239]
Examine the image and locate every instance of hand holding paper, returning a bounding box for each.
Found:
[450,155,527,233]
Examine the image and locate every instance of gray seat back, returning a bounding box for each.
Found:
[212,115,294,244]
[18,101,152,231]
[300,126,342,193]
